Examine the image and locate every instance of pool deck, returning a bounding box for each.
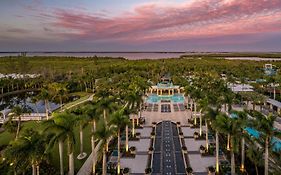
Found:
[143,103,189,125]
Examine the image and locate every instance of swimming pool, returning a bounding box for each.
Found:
[146,94,185,103]
[244,127,281,152]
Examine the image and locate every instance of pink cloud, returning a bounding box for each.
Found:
[49,0,281,42]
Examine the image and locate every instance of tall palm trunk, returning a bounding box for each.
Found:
[231,148,235,175]
[117,129,121,174]
[227,134,230,151]
[216,131,219,173]
[68,139,74,175]
[194,103,197,125]
[103,109,106,123]
[36,165,40,175]
[79,124,85,157]
[91,121,96,174]
[265,137,269,175]
[255,163,259,175]
[132,116,135,137]
[69,152,74,175]
[102,146,107,175]
[32,164,36,175]
[241,137,245,172]
[205,120,209,152]
[58,140,64,175]
[16,115,21,140]
[137,111,140,126]
[230,137,235,175]
[199,111,202,136]
[125,125,129,152]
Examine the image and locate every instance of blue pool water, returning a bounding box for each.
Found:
[244,127,281,152]
[146,94,184,103]
[230,113,238,119]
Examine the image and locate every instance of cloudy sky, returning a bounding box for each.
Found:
[0,0,281,52]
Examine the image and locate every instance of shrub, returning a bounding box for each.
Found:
[145,167,152,174]
[123,167,129,173]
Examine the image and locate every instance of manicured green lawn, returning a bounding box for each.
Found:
[0,120,93,173]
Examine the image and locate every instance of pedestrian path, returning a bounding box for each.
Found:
[152,121,186,175]
[120,127,152,174]
[182,126,216,174]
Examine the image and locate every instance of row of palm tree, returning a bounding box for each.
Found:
[2,75,146,175]
[186,73,281,175]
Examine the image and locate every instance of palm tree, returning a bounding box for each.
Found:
[94,119,116,175]
[3,115,18,139]
[37,87,51,120]
[215,113,240,175]
[43,112,77,175]
[96,96,117,123]
[255,114,281,175]
[70,107,89,160]
[4,129,47,175]
[198,97,209,137]
[109,108,130,174]
[49,83,68,110]
[83,103,100,174]
[246,143,263,175]
[125,87,142,137]
[9,106,25,140]
[236,111,248,172]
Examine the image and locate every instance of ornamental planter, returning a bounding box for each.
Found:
[151,132,155,139]
[148,147,154,154]
[130,146,136,155]
[182,146,188,154]
[186,167,193,175]
[199,145,206,154]
[145,167,152,175]
[179,132,184,139]
[136,132,141,139]
[123,167,130,175]
[207,166,215,175]
[193,132,199,139]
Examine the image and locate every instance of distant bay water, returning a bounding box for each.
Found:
[0,52,280,60]
[0,52,185,60]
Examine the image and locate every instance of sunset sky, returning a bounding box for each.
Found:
[0,0,281,52]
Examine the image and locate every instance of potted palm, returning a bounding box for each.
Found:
[145,167,152,175]
[182,146,187,154]
[130,146,136,155]
[193,131,199,139]
[186,166,193,175]
[179,131,184,138]
[151,131,155,139]
[207,166,215,175]
[135,132,141,139]
[148,147,154,154]
[199,145,206,154]
[123,167,130,175]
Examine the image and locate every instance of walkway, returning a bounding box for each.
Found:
[120,127,152,174]
[152,121,185,175]
[182,126,216,175]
